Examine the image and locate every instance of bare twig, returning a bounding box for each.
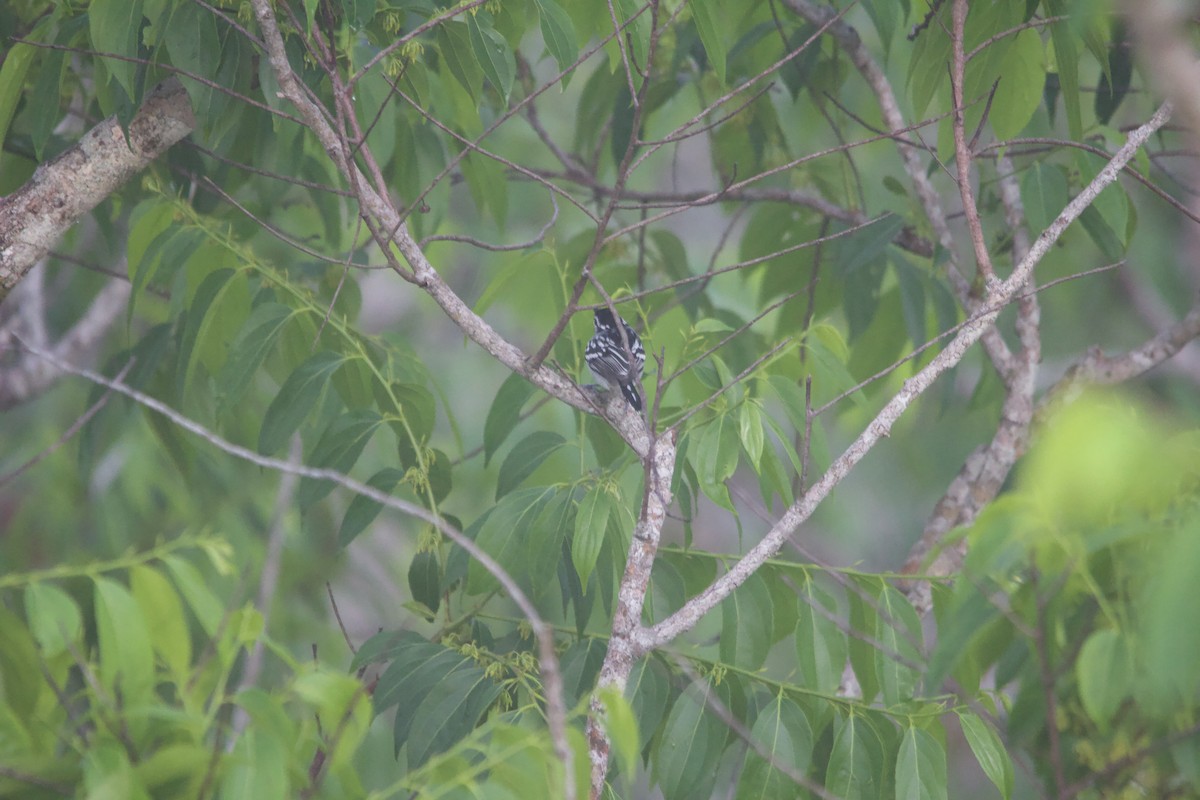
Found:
[0,360,134,487]
[229,434,304,743]
[950,0,997,288]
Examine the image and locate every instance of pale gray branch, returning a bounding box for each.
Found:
[0,80,194,301]
[14,335,571,796]
[639,104,1172,652]
[0,278,130,409]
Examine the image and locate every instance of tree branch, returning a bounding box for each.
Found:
[0,79,194,301]
[950,0,997,287]
[15,334,574,800]
[249,0,647,467]
[901,152,1041,613]
[638,103,1171,652]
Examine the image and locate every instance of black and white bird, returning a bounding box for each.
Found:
[585,307,645,411]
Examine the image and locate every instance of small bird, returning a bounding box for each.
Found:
[586,307,645,411]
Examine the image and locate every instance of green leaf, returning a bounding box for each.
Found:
[467,486,555,595]
[130,227,205,315]
[990,29,1044,140]
[341,0,376,29]
[135,744,212,793]
[496,431,567,499]
[406,662,503,767]
[339,467,405,546]
[126,201,175,279]
[467,13,515,104]
[130,565,192,680]
[958,711,1014,800]
[861,0,898,62]
[611,0,650,69]
[697,413,739,485]
[526,489,576,601]
[895,726,948,800]
[826,713,883,800]
[462,149,510,228]
[176,268,236,398]
[847,581,880,702]
[217,302,293,410]
[293,670,372,769]
[1137,517,1200,715]
[840,215,905,340]
[1045,1,1081,140]
[533,0,579,87]
[907,3,949,117]
[439,21,483,101]
[352,629,426,671]
[757,436,794,509]
[0,606,43,724]
[94,577,155,707]
[1020,162,1069,236]
[485,372,537,465]
[1076,151,1130,256]
[610,79,636,169]
[573,484,613,588]
[164,0,220,118]
[765,375,808,433]
[691,0,726,84]
[0,43,36,167]
[257,351,346,455]
[875,584,922,706]
[737,694,814,800]
[391,381,437,443]
[561,637,607,707]
[83,742,148,800]
[408,551,441,616]
[892,253,928,348]
[1076,628,1131,730]
[738,401,764,465]
[29,46,67,161]
[376,639,460,719]
[652,683,726,800]
[24,582,82,659]
[1095,25,1133,125]
[221,725,288,799]
[627,657,670,749]
[163,555,224,636]
[1079,205,1124,261]
[90,0,145,98]
[719,572,774,670]
[925,584,999,692]
[299,409,384,511]
[796,577,846,693]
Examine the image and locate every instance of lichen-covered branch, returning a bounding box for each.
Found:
[0,79,194,302]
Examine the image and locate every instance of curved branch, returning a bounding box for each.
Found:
[15,335,574,800]
[639,104,1171,652]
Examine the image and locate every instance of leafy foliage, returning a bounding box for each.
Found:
[1,0,1199,798]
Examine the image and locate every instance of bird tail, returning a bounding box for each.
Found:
[620,381,642,411]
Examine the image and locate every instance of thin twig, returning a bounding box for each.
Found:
[0,360,133,487]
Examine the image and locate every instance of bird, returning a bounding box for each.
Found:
[585,307,645,411]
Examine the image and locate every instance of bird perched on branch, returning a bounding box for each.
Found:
[585,307,645,411]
